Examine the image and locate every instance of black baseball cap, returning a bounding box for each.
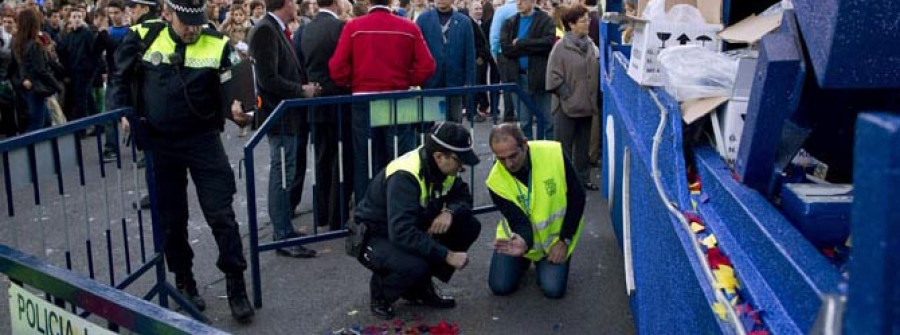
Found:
[430,122,480,166]
[165,0,207,25]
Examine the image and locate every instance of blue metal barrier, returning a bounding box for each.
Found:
[0,108,207,326]
[242,84,544,308]
[0,244,224,334]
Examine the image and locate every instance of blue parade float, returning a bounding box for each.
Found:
[599,0,900,333]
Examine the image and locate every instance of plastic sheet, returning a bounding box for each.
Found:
[658,45,739,101]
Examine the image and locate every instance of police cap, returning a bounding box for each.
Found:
[166,0,207,26]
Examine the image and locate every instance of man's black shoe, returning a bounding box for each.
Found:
[275,245,317,258]
[102,148,118,163]
[370,299,395,320]
[406,283,456,309]
[175,275,206,311]
[226,274,255,324]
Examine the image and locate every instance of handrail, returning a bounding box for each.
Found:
[245,84,525,149]
[0,244,226,335]
[0,109,128,152]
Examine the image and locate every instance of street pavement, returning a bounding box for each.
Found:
[0,118,635,334]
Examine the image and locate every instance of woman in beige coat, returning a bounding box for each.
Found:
[546,4,600,190]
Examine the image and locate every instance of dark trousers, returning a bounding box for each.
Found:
[555,114,592,183]
[351,101,416,204]
[289,119,310,212]
[363,212,481,303]
[311,104,354,229]
[474,60,489,112]
[64,72,96,121]
[148,132,247,276]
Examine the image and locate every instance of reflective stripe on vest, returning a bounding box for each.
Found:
[139,23,228,69]
[385,148,456,207]
[486,141,583,262]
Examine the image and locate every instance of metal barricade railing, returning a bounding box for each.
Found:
[0,244,224,334]
[0,109,207,327]
[243,84,547,307]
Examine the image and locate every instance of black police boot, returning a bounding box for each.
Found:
[370,275,395,320]
[226,273,255,324]
[175,273,206,311]
[409,281,456,309]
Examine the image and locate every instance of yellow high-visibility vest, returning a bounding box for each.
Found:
[385,148,456,207]
[135,22,229,69]
[486,141,583,261]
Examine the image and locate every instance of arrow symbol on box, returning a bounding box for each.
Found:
[677,34,691,45]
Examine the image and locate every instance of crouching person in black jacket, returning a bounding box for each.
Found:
[355,121,482,320]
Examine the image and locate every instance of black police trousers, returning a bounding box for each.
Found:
[363,213,481,303]
[147,132,247,276]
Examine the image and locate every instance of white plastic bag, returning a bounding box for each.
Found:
[666,4,706,23]
[642,0,706,23]
[658,45,739,101]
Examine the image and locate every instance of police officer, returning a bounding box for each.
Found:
[107,0,255,323]
[356,122,482,320]
[486,123,585,299]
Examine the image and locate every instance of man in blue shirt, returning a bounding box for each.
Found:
[498,0,554,140]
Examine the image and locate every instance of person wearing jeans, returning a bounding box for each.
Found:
[497,0,554,140]
[485,123,585,298]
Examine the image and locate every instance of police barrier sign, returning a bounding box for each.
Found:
[8,283,116,335]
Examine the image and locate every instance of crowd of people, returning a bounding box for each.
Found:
[0,0,606,324]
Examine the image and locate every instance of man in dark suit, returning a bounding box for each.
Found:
[300,0,354,231]
[249,0,321,258]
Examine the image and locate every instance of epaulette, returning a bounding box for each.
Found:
[135,19,166,30]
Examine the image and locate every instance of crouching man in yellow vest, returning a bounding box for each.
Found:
[486,123,586,298]
[355,122,482,320]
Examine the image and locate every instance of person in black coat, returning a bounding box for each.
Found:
[467,0,492,121]
[58,8,100,121]
[13,8,63,132]
[248,0,320,258]
[498,0,555,140]
[300,0,354,231]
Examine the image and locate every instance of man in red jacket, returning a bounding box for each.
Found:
[328,0,435,204]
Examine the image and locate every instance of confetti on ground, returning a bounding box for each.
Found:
[347,310,358,316]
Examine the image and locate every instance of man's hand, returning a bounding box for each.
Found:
[445,251,469,269]
[547,240,568,264]
[301,83,320,98]
[230,100,250,126]
[494,233,527,257]
[22,79,32,90]
[120,117,130,133]
[512,38,518,46]
[428,211,453,235]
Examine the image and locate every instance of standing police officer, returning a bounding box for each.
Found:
[355,122,482,320]
[108,0,255,323]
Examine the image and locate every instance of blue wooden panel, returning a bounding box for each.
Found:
[734,16,805,194]
[793,0,900,89]
[844,113,900,334]
[603,52,729,334]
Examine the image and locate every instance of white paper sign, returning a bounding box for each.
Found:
[8,283,116,335]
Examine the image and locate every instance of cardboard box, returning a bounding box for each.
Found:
[628,19,723,86]
[627,0,723,86]
[711,56,757,164]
